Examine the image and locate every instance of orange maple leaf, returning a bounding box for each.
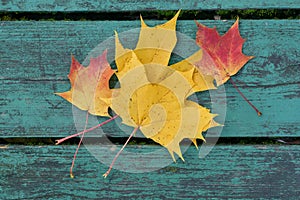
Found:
[195,19,254,86]
[55,50,116,178]
[56,50,114,117]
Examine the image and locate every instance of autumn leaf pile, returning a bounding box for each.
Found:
[56,11,255,177]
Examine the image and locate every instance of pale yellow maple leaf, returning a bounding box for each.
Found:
[111,11,219,160]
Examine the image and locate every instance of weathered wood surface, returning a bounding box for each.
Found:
[1,20,299,138]
[1,0,300,12]
[0,144,299,199]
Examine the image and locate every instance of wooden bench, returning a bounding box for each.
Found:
[1,1,299,199]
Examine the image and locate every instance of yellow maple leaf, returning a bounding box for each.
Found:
[111,11,218,161]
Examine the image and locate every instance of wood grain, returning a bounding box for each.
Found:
[0,145,299,199]
[1,0,300,12]
[1,3,299,199]
[1,20,299,138]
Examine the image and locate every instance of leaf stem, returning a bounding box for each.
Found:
[70,111,89,178]
[229,78,262,116]
[55,115,119,145]
[103,126,139,178]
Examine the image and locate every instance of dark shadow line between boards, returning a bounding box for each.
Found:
[0,137,300,145]
[0,9,299,21]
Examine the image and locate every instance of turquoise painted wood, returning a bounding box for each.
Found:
[0,145,299,199]
[1,0,300,11]
[0,2,299,200]
[1,20,299,137]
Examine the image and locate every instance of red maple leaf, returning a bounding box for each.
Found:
[195,19,254,86]
[195,19,261,115]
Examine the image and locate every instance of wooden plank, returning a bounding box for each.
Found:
[0,145,299,199]
[1,0,300,12]
[1,20,299,137]
[1,80,299,138]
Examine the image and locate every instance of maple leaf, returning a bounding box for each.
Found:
[194,19,254,86]
[56,50,115,178]
[193,19,261,115]
[56,50,115,117]
[111,10,218,162]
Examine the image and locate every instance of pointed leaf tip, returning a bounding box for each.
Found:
[159,10,180,30]
[114,30,118,36]
[140,15,148,28]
